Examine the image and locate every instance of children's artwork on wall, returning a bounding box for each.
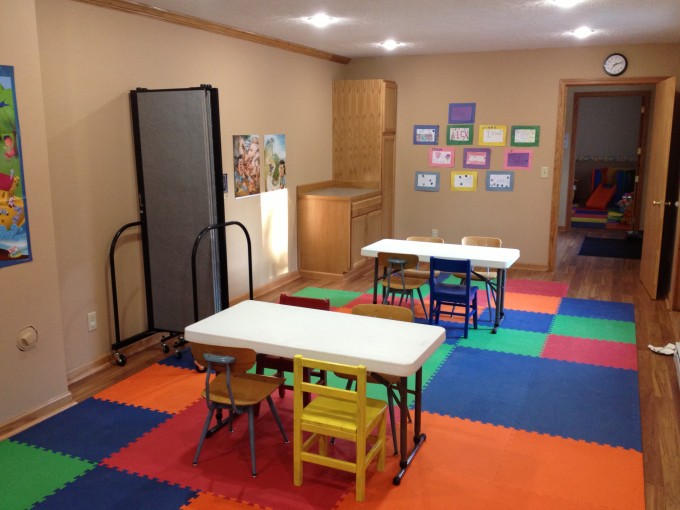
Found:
[479,125,507,146]
[446,124,474,145]
[0,65,31,267]
[448,103,476,124]
[504,148,533,170]
[264,134,287,191]
[233,134,261,198]
[463,148,491,169]
[510,125,540,147]
[486,171,515,191]
[451,171,477,191]
[429,147,454,167]
[415,171,440,191]
[413,125,439,145]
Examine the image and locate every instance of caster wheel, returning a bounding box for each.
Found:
[162,344,170,353]
[115,353,127,366]
[175,350,183,359]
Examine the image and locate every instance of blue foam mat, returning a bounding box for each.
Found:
[13,398,171,462]
[423,347,641,450]
[33,464,197,510]
[558,297,635,321]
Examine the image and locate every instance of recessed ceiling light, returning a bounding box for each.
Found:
[380,39,401,51]
[303,13,338,28]
[550,0,583,8]
[571,26,595,39]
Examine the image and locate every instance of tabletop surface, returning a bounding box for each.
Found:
[184,300,446,377]
[361,238,520,269]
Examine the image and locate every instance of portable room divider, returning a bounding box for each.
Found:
[109,85,226,365]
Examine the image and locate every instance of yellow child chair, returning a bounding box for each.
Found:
[293,355,387,502]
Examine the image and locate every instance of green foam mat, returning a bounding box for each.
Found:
[292,287,362,308]
[550,315,636,343]
[1,440,95,510]
[459,328,548,357]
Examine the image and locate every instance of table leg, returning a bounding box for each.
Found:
[372,258,379,304]
[393,369,426,486]
[492,269,506,334]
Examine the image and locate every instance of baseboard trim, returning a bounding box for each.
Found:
[0,392,74,441]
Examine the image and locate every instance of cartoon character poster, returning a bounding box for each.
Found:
[264,134,286,191]
[233,134,261,198]
[0,65,31,267]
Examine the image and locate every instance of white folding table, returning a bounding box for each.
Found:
[361,239,520,333]
[184,299,446,484]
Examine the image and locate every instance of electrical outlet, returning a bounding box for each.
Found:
[432,228,439,238]
[541,166,549,178]
[87,312,97,332]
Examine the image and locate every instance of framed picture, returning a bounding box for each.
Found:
[448,103,476,124]
[451,171,477,191]
[510,125,540,147]
[486,171,515,191]
[415,171,440,191]
[413,125,439,145]
[463,148,491,169]
[503,148,533,170]
[446,124,474,145]
[429,147,454,167]
[479,125,507,146]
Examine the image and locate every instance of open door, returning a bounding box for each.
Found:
[639,77,676,299]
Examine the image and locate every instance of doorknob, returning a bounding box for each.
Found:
[652,200,671,206]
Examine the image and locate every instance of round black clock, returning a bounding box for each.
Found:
[603,53,627,76]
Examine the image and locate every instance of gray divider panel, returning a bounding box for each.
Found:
[132,87,224,333]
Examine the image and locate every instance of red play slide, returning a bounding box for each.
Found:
[586,183,616,209]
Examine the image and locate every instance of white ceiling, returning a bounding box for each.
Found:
[130,0,680,59]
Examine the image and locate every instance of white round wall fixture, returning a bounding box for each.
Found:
[17,326,38,351]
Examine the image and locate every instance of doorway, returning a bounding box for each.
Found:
[566,92,650,232]
[549,77,676,301]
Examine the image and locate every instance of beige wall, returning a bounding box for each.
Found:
[0,0,69,425]
[34,0,342,378]
[2,0,679,429]
[340,44,680,266]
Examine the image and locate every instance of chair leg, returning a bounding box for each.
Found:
[266,395,289,444]
[485,282,493,321]
[416,288,427,319]
[193,408,215,465]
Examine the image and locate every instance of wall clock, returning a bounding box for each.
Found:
[603,53,627,76]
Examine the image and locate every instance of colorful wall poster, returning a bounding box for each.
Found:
[233,134,261,198]
[486,171,515,191]
[264,134,287,191]
[429,147,454,167]
[0,65,31,267]
[479,125,507,146]
[446,124,474,145]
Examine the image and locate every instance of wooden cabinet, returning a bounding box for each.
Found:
[297,183,381,275]
[298,80,396,276]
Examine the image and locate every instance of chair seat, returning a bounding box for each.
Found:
[452,270,498,281]
[402,268,440,279]
[302,396,387,436]
[204,372,285,407]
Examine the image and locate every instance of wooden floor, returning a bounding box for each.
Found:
[14,230,680,509]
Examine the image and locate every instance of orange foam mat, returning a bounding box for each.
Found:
[503,292,561,315]
[95,363,203,414]
[183,492,261,509]
[337,412,643,509]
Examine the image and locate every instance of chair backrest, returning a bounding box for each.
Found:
[351,303,413,323]
[190,343,256,374]
[294,355,368,423]
[406,236,445,244]
[461,236,502,248]
[279,293,331,310]
[377,252,419,271]
[429,257,472,290]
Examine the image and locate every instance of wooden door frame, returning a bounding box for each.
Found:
[565,90,651,231]
[549,77,672,271]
